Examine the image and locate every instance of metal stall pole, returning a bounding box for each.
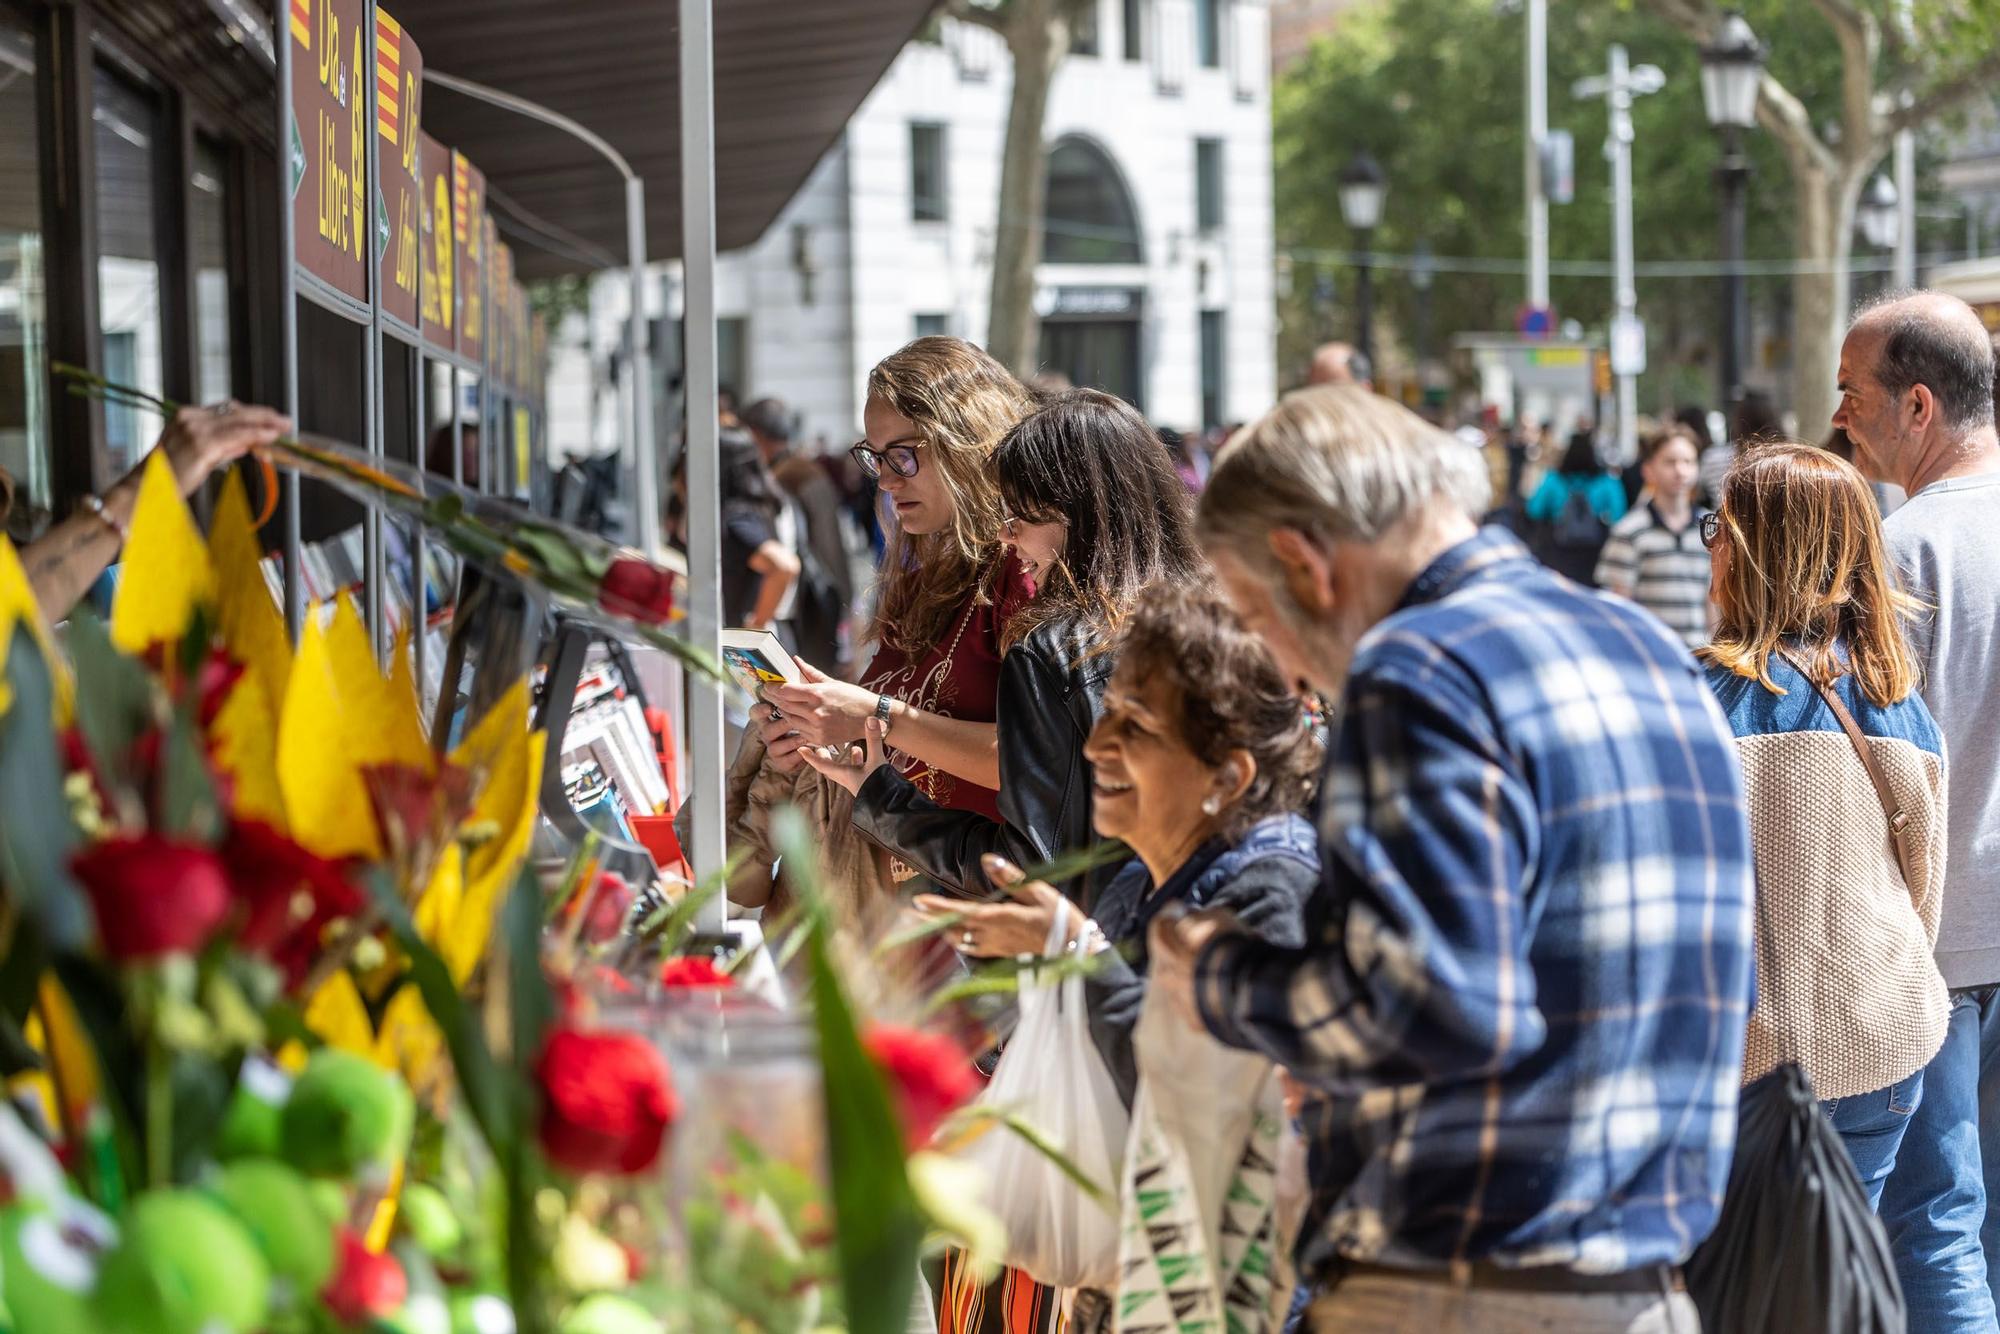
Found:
[628,180,660,557]
[680,0,726,919]
[363,1,387,661]
[1524,0,1549,312]
[274,4,303,641]
[421,71,657,535]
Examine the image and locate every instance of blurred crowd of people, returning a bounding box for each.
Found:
[710,290,2000,1333]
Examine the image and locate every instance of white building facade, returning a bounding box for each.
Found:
[560,0,1275,458]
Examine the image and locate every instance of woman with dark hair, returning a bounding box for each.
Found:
[1524,427,1628,583]
[805,387,1204,906]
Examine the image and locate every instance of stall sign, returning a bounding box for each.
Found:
[288,0,369,303]
[453,152,485,363]
[492,242,515,392]
[373,7,421,329]
[418,132,454,349]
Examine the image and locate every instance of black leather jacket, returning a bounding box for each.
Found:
[850,612,1116,906]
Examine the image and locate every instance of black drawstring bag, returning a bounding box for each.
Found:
[1683,653,1908,1334]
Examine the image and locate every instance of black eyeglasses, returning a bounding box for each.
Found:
[1700,511,1723,549]
[849,440,923,480]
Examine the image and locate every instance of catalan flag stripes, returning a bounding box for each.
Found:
[453,156,469,246]
[376,9,402,145]
[289,0,310,48]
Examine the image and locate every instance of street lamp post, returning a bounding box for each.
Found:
[1338,152,1387,372]
[1411,239,1436,379]
[1699,11,1764,431]
[1857,176,1902,303]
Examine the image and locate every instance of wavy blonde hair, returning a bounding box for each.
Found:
[1699,440,1921,707]
[863,337,1033,654]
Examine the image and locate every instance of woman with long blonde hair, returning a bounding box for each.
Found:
[725,337,1035,919]
[1699,441,1947,1224]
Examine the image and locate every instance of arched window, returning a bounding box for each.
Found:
[1042,137,1143,265]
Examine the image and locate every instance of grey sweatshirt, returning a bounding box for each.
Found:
[1887,469,2000,988]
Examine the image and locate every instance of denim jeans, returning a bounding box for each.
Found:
[1877,987,2000,1334]
[1822,1069,1923,1212]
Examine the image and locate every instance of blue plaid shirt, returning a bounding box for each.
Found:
[1196,527,1754,1278]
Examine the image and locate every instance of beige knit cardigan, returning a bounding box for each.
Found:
[1736,728,1949,1100]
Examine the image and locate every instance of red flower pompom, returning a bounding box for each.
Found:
[535,1028,679,1176]
[321,1228,408,1323]
[658,957,733,991]
[598,557,675,625]
[865,1025,976,1149]
[571,871,635,945]
[71,834,233,961]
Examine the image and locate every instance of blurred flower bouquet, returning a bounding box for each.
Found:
[0,426,1062,1332]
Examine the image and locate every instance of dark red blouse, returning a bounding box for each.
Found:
[859,553,1035,821]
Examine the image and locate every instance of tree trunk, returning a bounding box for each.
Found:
[1787,161,1869,441]
[986,0,1064,377]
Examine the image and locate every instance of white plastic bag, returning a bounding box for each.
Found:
[955,905,1127,1290]
[1114,992,1299,1334]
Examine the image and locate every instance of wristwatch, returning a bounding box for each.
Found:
[873,693,893,730]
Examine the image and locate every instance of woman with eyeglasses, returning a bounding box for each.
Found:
[804,387,1204,913]
[1698,441,1948,1229]
[724,336,1036,920]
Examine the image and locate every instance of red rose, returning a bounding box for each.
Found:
[218,819,362,986]
[865,1025,976,1149]
[535,1028,679,1176]
[71,834,232,961]
[658,957,732,991]
[321,1228,408,1323]
[598,558,675,625]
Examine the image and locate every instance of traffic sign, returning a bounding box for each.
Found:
[1516,304,1556,337]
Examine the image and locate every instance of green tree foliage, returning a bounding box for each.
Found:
[1271,0,1925,409]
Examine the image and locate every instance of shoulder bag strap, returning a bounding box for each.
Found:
[1773,648,1918,891]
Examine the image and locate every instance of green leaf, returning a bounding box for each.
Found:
[634,861,736,958]
[65,612,155,801]
[782,810,924,1334]
[510,525,587,585]
[503,868,553,1082]
[367,869,518,1152]
[0,624,89,948]
[425,492,466,527]
[156,705,221,841]
[49,954,144,1190]
[922,952,1104,1017]
[940,1105,1114,1207]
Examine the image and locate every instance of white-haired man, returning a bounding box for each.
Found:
[1150,386,1755,1332]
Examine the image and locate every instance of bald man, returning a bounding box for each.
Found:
[1307,341,1373,389]
[1837,290,2000,1334]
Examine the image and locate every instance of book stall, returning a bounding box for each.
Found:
[0,2,1038,1332]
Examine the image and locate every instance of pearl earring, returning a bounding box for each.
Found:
[1201,795,1221,816]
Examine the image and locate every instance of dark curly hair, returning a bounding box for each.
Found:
[1113,581,1320,838]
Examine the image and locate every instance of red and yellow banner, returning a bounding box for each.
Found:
[453,154,485,364]
[373,6,421,329]
[418,131,454,351]
[288,0,369,303]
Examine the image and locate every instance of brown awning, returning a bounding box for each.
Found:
[118,0,932,278]
[394,0,934,278]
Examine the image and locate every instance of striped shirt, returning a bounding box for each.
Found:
[1194,527,1755,1279]
[1594,502,1713,648]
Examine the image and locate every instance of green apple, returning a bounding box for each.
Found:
[90,1190,270,1334]
[557,1293,660,1334]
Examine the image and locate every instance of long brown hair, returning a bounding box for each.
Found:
[1698,441,1920,707]
[990,390,1201,649]
[864,337,1033,654]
